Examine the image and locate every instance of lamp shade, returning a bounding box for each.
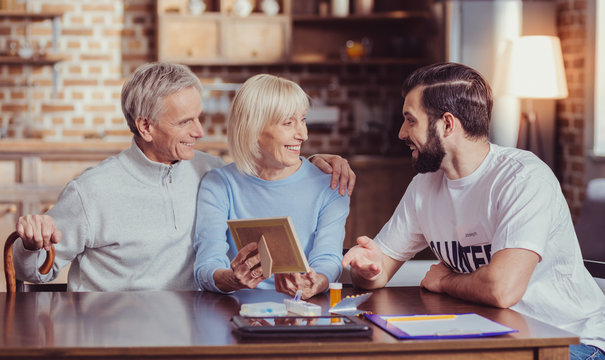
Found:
[506,35,569,99]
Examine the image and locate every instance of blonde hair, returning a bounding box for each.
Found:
[228,74,310,176]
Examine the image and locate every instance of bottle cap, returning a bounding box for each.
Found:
[329,282,342,290]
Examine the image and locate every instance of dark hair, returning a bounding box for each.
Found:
[402,62,492,139]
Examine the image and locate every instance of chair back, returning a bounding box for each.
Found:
[3,231,56,293]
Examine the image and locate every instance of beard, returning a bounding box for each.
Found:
[413,123,445,173]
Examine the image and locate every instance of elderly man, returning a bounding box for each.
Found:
[13,62,354,292]
[343,62,604,360]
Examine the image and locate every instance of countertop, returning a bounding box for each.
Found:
[0,139,228,154]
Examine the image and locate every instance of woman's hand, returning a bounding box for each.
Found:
[274,269,329,300]
[214,242,266,292]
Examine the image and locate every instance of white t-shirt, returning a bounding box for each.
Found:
[376,143,605,349]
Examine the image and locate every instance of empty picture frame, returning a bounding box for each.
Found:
[227,216,310,276]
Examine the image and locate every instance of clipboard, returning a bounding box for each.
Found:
[227,216,310,277]
[365,313,518,340]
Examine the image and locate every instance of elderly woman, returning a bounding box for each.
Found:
[193,74,349,299]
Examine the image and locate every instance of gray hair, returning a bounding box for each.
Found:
[121,62,203,137]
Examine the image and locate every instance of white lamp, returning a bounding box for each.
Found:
[503,35,569,158]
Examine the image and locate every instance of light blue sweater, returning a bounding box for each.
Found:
[194,158,350,292]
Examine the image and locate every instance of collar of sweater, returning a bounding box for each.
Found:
[118,139,183,186]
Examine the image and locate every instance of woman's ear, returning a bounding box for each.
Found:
[135,116,153,142]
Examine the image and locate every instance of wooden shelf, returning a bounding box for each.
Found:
[0,10,63,96]
[159,12,288,19]
[289,57,429,65]
[292,10,432,23]
[0,55,63,65]
[0,140,228,155]
[157,0,290,65]
[179,57,428,66]
[158,12,222,20]
[0,11,62,20]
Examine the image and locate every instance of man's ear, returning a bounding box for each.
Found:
[441,112,457,138]
[135,116,153,142]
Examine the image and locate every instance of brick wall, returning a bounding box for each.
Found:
[1,0,132,140]
[556,0,587,220]
[0,0,593,215]
[0,0,420,157]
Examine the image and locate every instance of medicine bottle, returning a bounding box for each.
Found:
[329,282,342,308]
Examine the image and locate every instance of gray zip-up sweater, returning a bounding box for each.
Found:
[13,140,224,291]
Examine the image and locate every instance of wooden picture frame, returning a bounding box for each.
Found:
[227,216,310,277]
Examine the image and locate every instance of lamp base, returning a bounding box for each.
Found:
[516,110,545,160]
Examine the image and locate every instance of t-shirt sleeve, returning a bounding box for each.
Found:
[490,171,561,259]
[374,176,428,262]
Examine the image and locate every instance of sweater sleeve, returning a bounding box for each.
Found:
[13,180,90,283]
[306,188,350,285]
[193,170,233,293]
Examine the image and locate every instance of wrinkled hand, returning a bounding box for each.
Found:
[342,236,383,281]
[230,242,266,289]
[420,262,454,293]
[310,154,356,196]
[274,269,328,300]
[16,214,61,251]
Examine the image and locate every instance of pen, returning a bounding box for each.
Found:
[294,289,303,302]
[386,314,456,323]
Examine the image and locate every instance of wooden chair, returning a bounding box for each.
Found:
[3,231,65,293]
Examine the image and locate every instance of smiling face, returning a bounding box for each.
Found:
[399,86,445,173]
[257,112,308,180]
[140,86,204,164]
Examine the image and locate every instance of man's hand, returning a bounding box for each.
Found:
[342,236,383,281]
[419,262,453,293]
[16,214,61,251]
[274,269,328,300]
[310,154,356,196]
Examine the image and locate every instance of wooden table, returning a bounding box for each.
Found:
[0,287,577,359]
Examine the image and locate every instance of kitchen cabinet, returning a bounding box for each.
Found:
[156,0,291,65]
[0,10,63,97]
[156,0,439,65]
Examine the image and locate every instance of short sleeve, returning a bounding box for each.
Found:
[374,177,428,262]
[490,172,560,259]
